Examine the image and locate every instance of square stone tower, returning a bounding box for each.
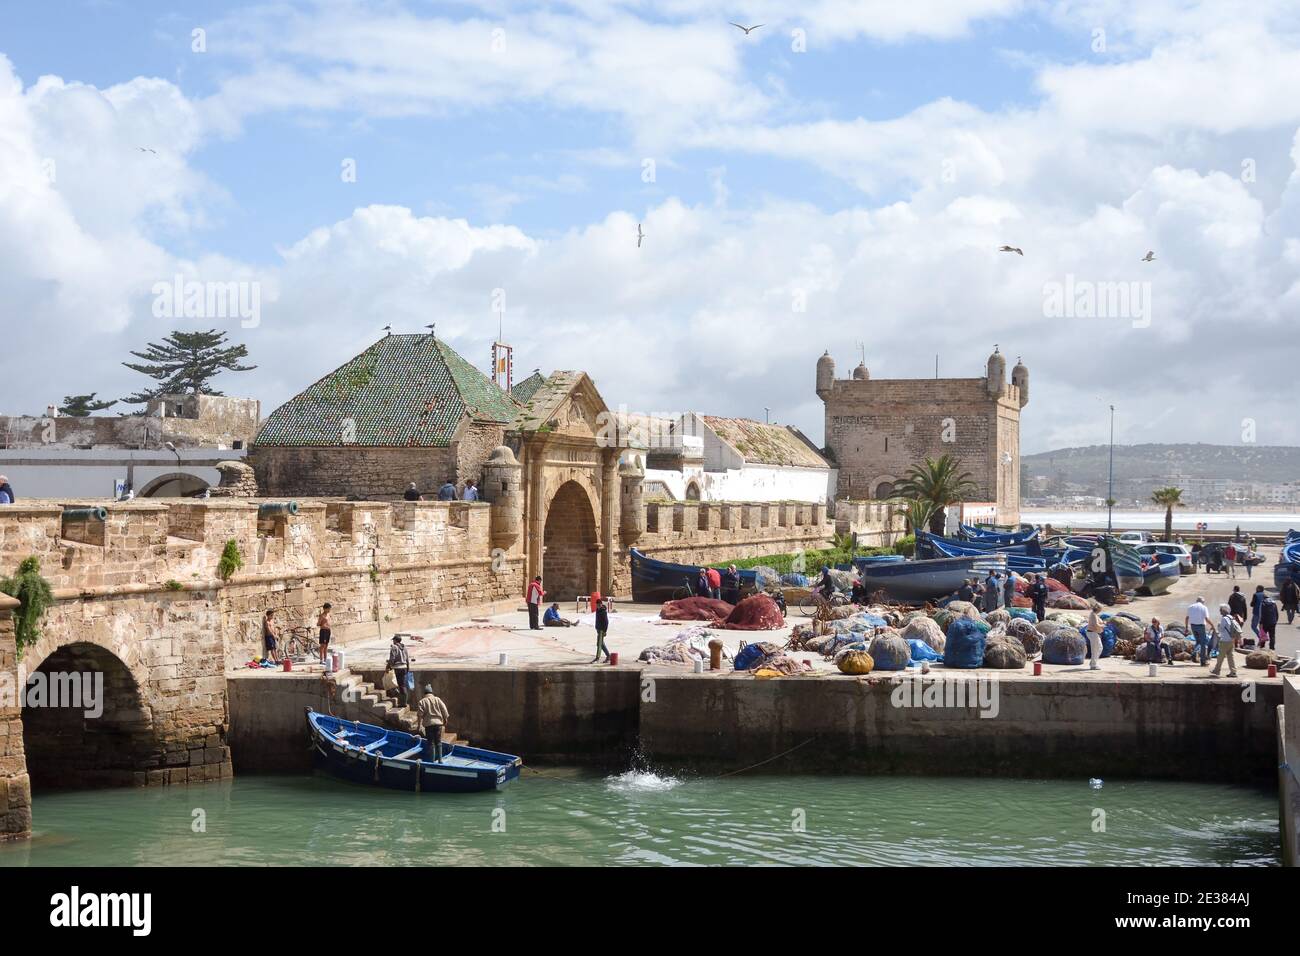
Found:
[817,348,1028,522]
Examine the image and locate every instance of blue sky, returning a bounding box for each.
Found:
[2,1,1300,452]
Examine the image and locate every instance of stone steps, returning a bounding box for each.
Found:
[330,669,466,746]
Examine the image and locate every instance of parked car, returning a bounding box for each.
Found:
[1116,530,1152,546]
[1135,542,1194,574]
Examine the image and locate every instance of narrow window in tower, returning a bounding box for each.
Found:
[884,437,889,453]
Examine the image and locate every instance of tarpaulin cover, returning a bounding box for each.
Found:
[907,639,943,662]
[943,618,986,668]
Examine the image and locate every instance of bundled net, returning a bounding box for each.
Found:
[900,616,945,652]
[983,636,1027,669]
[837,649,875,674]
[659,597,734,624]
[718,593,786,630]
[868,632,912,670]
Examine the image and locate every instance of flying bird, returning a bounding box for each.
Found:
[730,22,764,35]
[637,223,645,248]
[998,245,1024,256]
[137,147,157,154]
[1142,250,1156,261]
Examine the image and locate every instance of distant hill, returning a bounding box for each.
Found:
[1023,443,1300,486]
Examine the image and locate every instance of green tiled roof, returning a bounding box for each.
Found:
[256,334,520,447]
[511,371,547,405]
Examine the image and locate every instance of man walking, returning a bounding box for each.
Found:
[416,684,450,762]
[1209,605,1241,678]
[983,571,1001,613]
[1281,576,1300,625]
[462,479,479,501]
[1224,543,1237,579]
[526,575,545,630]
[1002,572,1017,609]
[1185,596,1211,666]
[593,598,612,663]
[1249,585,1265,639]
[1029,573,1049,623]
[1259,594,1279,652]
[437,478,457,501]
[388,635,411,708]
[1228,585,1247,625]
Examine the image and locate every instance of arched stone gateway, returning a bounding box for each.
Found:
[138,472,210,497]
[21,642,157,791]
[542,480,598,601]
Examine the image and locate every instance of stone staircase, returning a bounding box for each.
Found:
[329,669,468,747]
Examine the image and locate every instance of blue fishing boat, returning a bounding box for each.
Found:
[854,553,1007,602]
[958,524,1038,545]
[915,531,1046,572]
[1275,530,1300,588]
[629,548,758,603]
[306,709,521,793]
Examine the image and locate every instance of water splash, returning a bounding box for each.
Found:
[605,769,682,793]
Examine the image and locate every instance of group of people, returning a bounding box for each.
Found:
[403,479,479,501]
[259,603,334,664]
[693,564,743,604]
[950,570,1053,622]
[380,635,450,762]
[526,575,613,663]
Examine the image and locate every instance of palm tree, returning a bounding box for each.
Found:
[895,455,979,534]
[892,498,936,536]
[1150,487,1185,542]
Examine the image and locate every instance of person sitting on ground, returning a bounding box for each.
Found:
[1144,617,1174,665]
[416,684,450,762]
[437,478,457,501]
[403,482,422,501]
[543,603,576,627]
[1210,605,1241,678]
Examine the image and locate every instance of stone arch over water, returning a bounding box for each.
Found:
[21,642,158,791]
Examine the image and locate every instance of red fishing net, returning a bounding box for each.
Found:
[659,596,734,624]
[718,593,786,631]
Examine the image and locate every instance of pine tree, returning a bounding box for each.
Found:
[58,393,118,416]
[122,330,255,404]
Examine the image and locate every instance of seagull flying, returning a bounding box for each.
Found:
[998,245,1024,256]
[730,22,764,35]
[137,147,157,154]
[1142,250,1156,261]
[637,223,645,248]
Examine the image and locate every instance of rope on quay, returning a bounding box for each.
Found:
[714,735,819,779]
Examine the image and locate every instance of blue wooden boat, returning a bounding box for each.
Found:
[855,553,1007,602]
[1138,556,1181,596]
[629,548,757,603]
[958,524,1038,545]
[916,531,1046,572]
[306,709,521,793]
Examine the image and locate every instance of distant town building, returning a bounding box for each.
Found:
[0,395,259,498]
[817,347,1027,522]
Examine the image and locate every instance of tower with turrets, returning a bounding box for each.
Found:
[817,347,1028,522]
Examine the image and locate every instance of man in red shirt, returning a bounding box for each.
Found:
[526,576,545,630]
[705,566,722,600]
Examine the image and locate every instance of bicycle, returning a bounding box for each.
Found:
[798,590,850,617]
[282,625,321,661]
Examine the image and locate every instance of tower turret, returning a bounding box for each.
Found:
[619,454,646,543]
[816,351,835,400]
[1011,357,1029,408]
[852,361,870,381]
[986,345,1006,398]
[482,445,523,548]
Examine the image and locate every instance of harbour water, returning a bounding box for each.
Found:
[1022,509,1300,534]
[1,771,1278,867]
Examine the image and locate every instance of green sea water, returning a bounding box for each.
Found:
[0,771,1279,867]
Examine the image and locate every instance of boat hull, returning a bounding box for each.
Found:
[629,548,756,603]
[855,554,1007,602]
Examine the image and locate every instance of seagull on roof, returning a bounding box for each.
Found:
[425,323,436,338]
[637,223,645,248]
[998,245,1023,256]
[730,22,764,34]
[1142,250,1156,261]
[382,324,392,335]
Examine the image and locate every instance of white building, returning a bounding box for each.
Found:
[616,411,835,503]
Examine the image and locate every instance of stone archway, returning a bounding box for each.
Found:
[21,642,157,791]
[543,480,598,600]
[138,472,210,497]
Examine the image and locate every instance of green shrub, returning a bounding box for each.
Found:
[0,556,54,660]
[894,535,916,557]
[218,539,243,581]
[163,579,184,591]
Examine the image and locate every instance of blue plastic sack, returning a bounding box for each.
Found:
[781,572,809,587]
[733,643,766,671]
[1008,607,1037,622]
[943,618,986,668]
[907,639,943,662]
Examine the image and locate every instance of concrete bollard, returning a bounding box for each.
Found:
[708,639,723,671]
[498,652,509,665]
[1148,663,1158,677]
[693,659,704,674]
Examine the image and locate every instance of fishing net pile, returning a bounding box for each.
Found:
[1006,617,1042,655]
[868,632,912,670]
[717,593,786,630]
[733,640,784,670]
[837,649,875,674]
[900,616,945,652]
[944,618,987,668]
[753,654,805,678]
[983,631,1027,669]
[1042,630,1086,665]
[1246,650,1277,669]
[1106,615,1144,644]
[1047,592,1090,610]
[638,625,727,665]
[659,596,734,624]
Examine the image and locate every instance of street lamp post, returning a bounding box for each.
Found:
[1107,404,1115,532]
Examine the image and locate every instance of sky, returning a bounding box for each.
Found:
[1,0,1299,454]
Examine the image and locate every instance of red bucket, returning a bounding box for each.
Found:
[609,652,619,666]
[1268,663,1278,678]
[282,658,292,672]
[1033,660,1042,676]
